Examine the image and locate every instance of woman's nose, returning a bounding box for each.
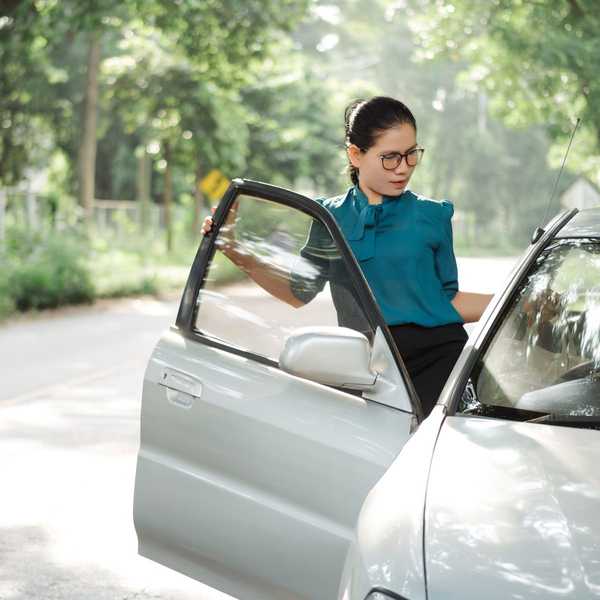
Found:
[395,160,409,174]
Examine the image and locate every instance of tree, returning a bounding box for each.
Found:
[241,48,344,196]
[103,23,252,248]
[2,0,312,229]
[0,1,54,187]
[103,15,345,245]
[408,0,600,183]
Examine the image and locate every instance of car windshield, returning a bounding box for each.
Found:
[459,239,600,424]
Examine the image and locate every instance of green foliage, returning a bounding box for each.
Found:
[87,229,180,298]
[0,267,15,319]
[0,2,54,185]
[409,0,600,184]
[1,0,312,192]
[0,222,198,319]
[7,231,95,311]
[89,245,158,298]
[242,57,344,194]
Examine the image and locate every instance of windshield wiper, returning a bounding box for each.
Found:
[527,413,600,429]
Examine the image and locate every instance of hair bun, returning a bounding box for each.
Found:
[344,99,365,135]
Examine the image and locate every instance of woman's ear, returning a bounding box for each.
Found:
[347,144,362,169]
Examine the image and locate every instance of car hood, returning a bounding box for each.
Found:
[425,416,600,599]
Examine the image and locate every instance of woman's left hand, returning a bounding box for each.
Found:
[451,291,494,323]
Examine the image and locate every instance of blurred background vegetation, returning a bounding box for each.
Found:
[1,0,598,319]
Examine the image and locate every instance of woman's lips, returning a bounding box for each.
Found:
[391,180,406,187]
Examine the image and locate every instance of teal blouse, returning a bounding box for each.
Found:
[294,185,463,328]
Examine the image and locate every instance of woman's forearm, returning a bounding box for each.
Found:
[451,291,494,323]
[221,242,305,308]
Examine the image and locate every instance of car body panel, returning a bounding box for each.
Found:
[134,327,413,600]
[425,415,600,599]
[337,405,447,600]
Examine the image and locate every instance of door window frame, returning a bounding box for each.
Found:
[174,178,423,420]
[443,207,580,416]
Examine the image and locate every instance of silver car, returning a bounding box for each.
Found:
[133,179,600,600]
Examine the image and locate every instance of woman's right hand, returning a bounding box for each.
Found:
[201,207,216,236]
[202,203,239,249]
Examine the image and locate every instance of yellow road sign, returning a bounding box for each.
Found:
[200,169,230,202]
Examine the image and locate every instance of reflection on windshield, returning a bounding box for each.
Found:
[460,240,600,422]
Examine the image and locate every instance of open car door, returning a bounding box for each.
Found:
[133,179,422,600]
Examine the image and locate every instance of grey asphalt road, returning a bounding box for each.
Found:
[0,296,235,600]
[0,256,519,600]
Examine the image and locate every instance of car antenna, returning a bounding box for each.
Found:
[531,117,581,244]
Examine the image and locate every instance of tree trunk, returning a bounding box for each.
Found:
[193,159,210,236]
[77,31,101,226]
[136,145,151,233]
[163,140,173,253]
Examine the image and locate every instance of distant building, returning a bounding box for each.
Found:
[561,177,600,210]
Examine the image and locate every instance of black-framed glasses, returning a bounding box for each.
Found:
[379,147,425,170]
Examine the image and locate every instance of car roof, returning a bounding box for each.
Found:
[555,207,600,239]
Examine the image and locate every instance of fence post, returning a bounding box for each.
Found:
[26,189,38,231]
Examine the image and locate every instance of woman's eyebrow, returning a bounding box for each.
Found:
[381,144,418,154]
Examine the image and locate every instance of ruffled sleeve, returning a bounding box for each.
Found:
[434,200,459,300]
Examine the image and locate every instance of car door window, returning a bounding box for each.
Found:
[458,239,600,419]
[194,193,376,361]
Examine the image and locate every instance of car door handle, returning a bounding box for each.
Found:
[158,367,203,409]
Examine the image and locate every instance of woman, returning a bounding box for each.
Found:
[203,96,493,416]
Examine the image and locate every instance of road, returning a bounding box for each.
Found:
[0,256,518,599]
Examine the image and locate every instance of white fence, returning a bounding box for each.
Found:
[0,188,50,241]
[0,188,183,243]
[91,199,165,231]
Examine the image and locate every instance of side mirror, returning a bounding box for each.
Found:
[279,326,377,389]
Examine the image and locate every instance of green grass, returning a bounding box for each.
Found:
[0,225,200,321]
[5,234,94,311]
[0,268,15,320]
[86,226,198,297]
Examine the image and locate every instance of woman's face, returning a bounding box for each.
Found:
[348,122,418,199]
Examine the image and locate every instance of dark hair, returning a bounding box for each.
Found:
[344,96,417,185]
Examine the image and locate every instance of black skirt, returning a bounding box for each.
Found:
[389,323,468,418]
